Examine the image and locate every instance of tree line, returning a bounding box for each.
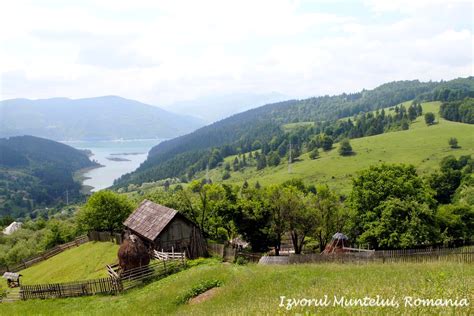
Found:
[88,157,474,252]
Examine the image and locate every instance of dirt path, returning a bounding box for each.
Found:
[188,287,221,304]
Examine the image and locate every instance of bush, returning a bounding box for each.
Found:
[222,171,231,180]
[176,279,223,304]
[234,256,249,265]
[448,137,459,149]
[309,148,319,160]
[425,112,435,125]
[338,139,353,156]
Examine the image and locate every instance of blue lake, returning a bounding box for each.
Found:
[64,139,163,191]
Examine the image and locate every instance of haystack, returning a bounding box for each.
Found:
[118,234,150,272]
[322,232,350,254]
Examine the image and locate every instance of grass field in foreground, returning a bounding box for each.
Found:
[203,102,474,194]
[18,242,119,285]
[1,260,472,315]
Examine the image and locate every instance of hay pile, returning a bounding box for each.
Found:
[118,234,150,271]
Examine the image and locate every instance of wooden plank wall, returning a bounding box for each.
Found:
[208,243,225,257]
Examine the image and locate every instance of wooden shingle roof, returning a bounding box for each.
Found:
[123,200,178,241]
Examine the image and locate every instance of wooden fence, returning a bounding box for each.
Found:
[237,252,263,263]
[285,246,474,265]
[0,235,89,274]
[153,249,186,262]
[20,277,122,300]
[374,246,474,264]
[19,259,186,300]
[208,243,225,257]
[87,231,123,244]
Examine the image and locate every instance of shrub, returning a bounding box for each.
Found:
[424,112,435,125]
[309,148,319,160]
[448,137,459,149]
[222,171,231,180]
[234,256,249,265]
[176,279,223,304]
[338,139,353,156]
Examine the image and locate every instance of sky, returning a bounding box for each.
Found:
[0,0,472,109]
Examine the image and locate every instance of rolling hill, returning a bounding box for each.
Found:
[114,77,474,188]
[202,102,474,194]
[0,96,204,141]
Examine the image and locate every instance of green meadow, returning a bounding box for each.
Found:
[204,102,474,194]
[19,242,119,285]
[0,256,472,315]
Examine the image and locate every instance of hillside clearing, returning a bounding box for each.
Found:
[0,260,472,315]
[202,102,474,194]
[18,242,119,285]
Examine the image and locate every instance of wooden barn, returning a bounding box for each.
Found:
[123,200,207,259]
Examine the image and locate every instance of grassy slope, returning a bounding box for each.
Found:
[205,102,474,194]
[1,260,472,315]
[19,242,119,285]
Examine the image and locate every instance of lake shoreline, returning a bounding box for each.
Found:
[74,165,105,194]
[67,139,163,192]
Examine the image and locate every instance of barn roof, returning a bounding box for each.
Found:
[3,272,21,280]
[123,200,179,241]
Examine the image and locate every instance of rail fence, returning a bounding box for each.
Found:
[0,235,89,274]
[19,259,186,301]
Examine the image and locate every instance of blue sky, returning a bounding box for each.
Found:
[0,0,472,109]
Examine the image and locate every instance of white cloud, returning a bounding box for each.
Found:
[0,0,472,106]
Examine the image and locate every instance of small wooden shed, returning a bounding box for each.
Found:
[2,272,22,288]
[123,200,207,259]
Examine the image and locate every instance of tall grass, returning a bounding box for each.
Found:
[1,261,472,315]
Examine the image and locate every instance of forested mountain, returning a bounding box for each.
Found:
[114,77,474,188]
[0,96,203,141]
[0,136,98,218]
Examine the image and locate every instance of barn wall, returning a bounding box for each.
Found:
[153,218,193,252]
[152,217,208,259]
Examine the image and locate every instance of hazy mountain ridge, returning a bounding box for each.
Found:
[0,96,204,141]
[166,92,288,123]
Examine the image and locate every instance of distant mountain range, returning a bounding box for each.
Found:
[0,96,204,141]
[166,92,288,123]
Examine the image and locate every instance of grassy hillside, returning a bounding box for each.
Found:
[115,77,474,188]
[0,260,472,315]
[203,102,474,194]
[20,242,119,285]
